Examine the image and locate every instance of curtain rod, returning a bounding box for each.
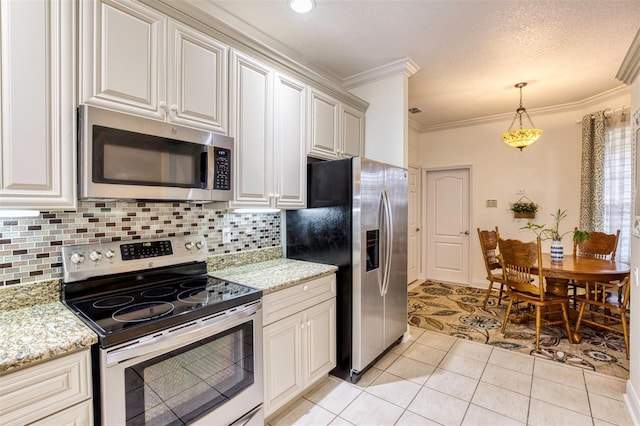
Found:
[575,106,630,124]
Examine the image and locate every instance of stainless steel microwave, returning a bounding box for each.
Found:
[78,105,233,202]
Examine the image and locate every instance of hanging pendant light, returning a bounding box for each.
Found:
[501,82,542,151]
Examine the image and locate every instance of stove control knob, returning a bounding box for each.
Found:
[105,249,116,259]
[70,253,85,264]
[89,250,103,262]
[185,242,194,250]
[195,241,204,250]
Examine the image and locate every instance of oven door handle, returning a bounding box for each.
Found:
[105,302,260,367]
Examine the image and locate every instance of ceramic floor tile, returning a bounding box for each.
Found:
[438,352,487,379]
[407,386,469,426]
[365,371,421,408]
[269,398,336,426]
[533,358,585,389]
[424,367,479,401]
[403,342,448,366]
[373,350,401,370]
[409,326,425,340]
[593,419,619,426]
[481,363,532,396]
[470,381,529,423]
[530,376,590,415]
[415,330,458,351]
[461,404,526,426]
[339,391,404,426]
[395,409,441,426]
[589,393,635,425]
[328,417,355,425]
[527,398,593,426]
[584,370,627,401]
[350,367,383,390]
[448,338,493,362]
[304,376,362,414]
[487,348,534,375]
[391,339,414,355]
[386,355,435,385]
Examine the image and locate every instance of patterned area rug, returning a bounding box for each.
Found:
[408,280,629,379]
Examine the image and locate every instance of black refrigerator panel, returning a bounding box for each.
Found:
[285,206,351,267]
[306,158,352,208]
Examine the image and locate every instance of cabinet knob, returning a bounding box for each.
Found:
[301,323,305,330]
[171,104,178,111]
[303,285,308,292]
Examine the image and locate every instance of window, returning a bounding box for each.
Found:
[603,113,633,264]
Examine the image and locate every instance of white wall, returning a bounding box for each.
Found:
[350,73,408,168]
[408,124,420,166]
[419,90,630,288]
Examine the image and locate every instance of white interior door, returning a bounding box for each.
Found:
[407,165,420,284]
[425,168,470,284]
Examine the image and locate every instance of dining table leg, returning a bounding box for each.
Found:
[543,277,580,343]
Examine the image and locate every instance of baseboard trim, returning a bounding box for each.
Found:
[625,379,640,426]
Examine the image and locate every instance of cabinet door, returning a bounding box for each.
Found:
[167,20,228,133]
[79,0,165,118]
[307,88,340,160]
[305,298,336,384]
[273,73,306,209]
[263,313,304,417]
[341,104,365,158]
[229,50,273,207]
[0,0,76,209]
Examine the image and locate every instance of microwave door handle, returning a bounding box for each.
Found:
[205,147,213,190]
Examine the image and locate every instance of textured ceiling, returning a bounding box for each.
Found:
[200,0,639,130]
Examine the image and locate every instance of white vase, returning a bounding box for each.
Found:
[550,239,564,261]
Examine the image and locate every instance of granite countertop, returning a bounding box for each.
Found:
[210,258,338,294]
[0,302,97,374]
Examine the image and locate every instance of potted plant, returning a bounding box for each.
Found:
[509,200,539,219]
[521,209,571,260]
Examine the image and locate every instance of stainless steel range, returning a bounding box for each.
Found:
[61,236,264,426]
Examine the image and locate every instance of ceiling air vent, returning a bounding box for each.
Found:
[408,107,422,114]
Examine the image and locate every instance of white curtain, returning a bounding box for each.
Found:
[603,109,632,264]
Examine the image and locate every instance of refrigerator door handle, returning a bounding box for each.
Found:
[381,187,393,296]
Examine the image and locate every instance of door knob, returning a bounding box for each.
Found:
[460,231,469,235]
[416,227,420,232]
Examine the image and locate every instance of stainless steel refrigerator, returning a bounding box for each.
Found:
[286,157,408,383]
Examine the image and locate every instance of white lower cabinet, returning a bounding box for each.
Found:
[0,349,92,426]
[262,274,336,418]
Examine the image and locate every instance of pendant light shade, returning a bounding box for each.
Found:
[501,82,542,151]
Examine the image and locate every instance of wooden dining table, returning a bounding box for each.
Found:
[532,253,630,343]
[538,253,630,297]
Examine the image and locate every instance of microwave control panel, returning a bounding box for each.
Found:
[213,148,231,190]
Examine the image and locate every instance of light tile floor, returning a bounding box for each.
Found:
[268,327,634,426]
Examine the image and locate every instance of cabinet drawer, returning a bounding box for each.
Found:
[0,349,92,426]
[263,274,336,325]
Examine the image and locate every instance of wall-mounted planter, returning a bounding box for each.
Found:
[513,211,536,219]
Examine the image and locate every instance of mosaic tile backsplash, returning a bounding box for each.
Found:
[0,200,281,286]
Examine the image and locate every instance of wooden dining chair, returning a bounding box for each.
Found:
[571,228,620,307]
[574,276,630,359]
[477,227,507,308]
[497,235,573,350]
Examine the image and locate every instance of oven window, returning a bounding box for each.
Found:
[124,321,254,425]
[93,125,207,188]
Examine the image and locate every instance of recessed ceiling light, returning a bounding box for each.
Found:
[289,0,315,14]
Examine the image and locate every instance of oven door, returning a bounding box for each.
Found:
[99,301,263,426]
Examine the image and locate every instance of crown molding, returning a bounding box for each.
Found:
[617,29,640,85]
[146,0,369,111]
[343,57,420,89]
[421,85,631,133]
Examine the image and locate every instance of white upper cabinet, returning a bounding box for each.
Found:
[308,87,365,160]
[341,103,365,158]
[273,72,306,209]
[80,0,228,133]
[0,0,76,210]
[229,50,273,207]
[308,88,340,159]
[229,50,306,209]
